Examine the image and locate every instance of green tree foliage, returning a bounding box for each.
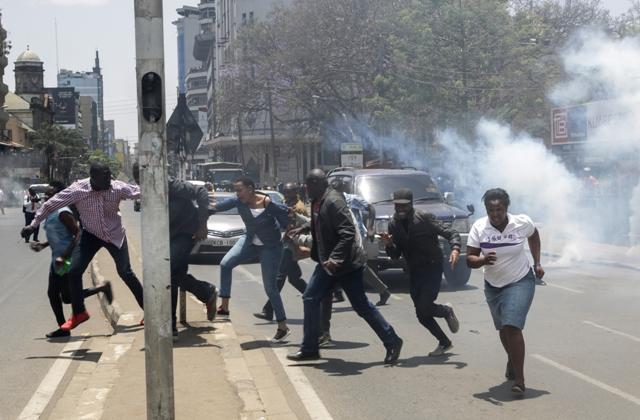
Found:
[30,124,86,183]
[218,0,620,155]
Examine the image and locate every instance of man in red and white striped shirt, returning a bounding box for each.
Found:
[21,163,143,330]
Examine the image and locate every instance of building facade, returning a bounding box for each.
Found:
[14,47,44,104]
[57,51,105,151]
[174,6,201,94]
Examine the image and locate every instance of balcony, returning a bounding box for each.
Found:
[193,32,215,61]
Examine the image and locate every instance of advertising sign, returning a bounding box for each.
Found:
[340,142,363,168]
[47,87,77,125]
[551,100,632,146]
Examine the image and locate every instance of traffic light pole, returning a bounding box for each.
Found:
[134,1,175,419]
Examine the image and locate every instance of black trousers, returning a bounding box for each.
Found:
[68,230,143,314]
[170,234,215,330]
[48,269,101,326]
[409,263,451,345]
[24,212,39,241]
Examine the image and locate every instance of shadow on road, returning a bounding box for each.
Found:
[173,325,221,349]
[294,357,386,376]
[473,381,550,405]
[25,348,102,363]
[396,354,467,370]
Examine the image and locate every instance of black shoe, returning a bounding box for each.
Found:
[376,290,391,306]
[332,290,345,303]
[102,281,113,305]
[384,338,403,365]
[253,312,273,321]
[46,328,71,338]
[287,350,320,362]
[272,327,291,342]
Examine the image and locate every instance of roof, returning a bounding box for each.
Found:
[4,92,31,111]
[327,168,426,177]
[16,48,42,63]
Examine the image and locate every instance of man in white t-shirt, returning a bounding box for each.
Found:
[466,188,544,395]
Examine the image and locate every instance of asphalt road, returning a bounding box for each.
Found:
[186,228,640,419]
[0,207,110,420]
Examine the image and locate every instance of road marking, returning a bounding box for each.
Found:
[237,267,333,419]
[18,338,85,420]
[271,346,334,420]
[531,354,640,407]
[546,283,584,294]
[238,265,263,284]
[583,321,640,343]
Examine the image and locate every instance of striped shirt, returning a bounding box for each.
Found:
[31,178,140,248]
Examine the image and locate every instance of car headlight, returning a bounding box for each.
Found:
[375,218,389,234]
[451,218,470,233]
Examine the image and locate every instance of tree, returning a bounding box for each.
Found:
[30,124,86,183]
[71,150,121,181]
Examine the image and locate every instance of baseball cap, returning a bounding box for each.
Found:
[393,188,413,204]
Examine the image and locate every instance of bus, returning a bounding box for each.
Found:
[195,162,244,191]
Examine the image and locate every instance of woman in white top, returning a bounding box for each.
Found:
[23,187,42,242]
[466,188,545,395]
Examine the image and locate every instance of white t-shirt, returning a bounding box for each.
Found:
[250,207,265,246]
[467,213,535,288]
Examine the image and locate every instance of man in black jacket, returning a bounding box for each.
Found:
[287,169,403,364]
[380,188,461,356]
[133,164,217,338]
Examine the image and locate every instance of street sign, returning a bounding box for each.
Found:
[340,142,363,168]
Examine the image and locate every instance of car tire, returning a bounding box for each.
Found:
[443,259,471,288]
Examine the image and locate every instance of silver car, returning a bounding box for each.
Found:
[191,190,285,258]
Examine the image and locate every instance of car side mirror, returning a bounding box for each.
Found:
[443,192,455,205]
[467,204,475,216]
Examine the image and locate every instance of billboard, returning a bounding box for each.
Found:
[47,87,77,125]
[551,100,632,146]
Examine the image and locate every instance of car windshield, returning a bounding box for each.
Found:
[355,174,442,204]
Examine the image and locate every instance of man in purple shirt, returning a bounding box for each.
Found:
[21,162,143,330]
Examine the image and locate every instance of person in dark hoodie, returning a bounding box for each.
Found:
[133,163,218,340]
[286,169,403,364]
[380,188,461,357]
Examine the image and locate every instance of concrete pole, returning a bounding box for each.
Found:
[133,1,175,419]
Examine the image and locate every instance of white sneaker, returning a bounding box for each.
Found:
[428,342,453,357]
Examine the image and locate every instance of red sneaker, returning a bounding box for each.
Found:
[60,311,90,331]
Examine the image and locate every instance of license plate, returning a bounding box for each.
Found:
[208,238,236,246]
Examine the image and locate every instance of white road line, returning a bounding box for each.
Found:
[271,346,334,420]
[237,267,333,419]
[18,338,85,420]
[583,321,640,343]
[546,283,584,294]
[237,265,263,284]
[531,354,640,407]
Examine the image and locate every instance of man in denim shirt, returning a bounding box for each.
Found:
[211,177,292,341]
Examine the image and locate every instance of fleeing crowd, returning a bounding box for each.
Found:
[19,162,544,394]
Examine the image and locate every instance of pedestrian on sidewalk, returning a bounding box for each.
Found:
[211,176,292,341]
[0,187,6,215]
[380,188,461,358]
[21,162,143,331]
[254,182,309,322]
[287,169,403,364]
[466,188,544,395]
[29,181,113,338]
[23,187,41,242]
[133,163,218,339]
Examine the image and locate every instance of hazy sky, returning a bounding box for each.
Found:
[0,0,635,145]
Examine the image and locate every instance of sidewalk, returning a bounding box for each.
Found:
[46,215,304,419]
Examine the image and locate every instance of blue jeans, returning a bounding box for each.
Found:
[301,264,399,353]
[219,235,286,321]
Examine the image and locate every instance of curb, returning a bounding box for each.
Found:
[90,260,121,331]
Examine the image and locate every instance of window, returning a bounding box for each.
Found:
[249,12,254,24]
[242,13,246,25]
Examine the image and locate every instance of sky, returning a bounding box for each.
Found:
[0,0,635,146]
